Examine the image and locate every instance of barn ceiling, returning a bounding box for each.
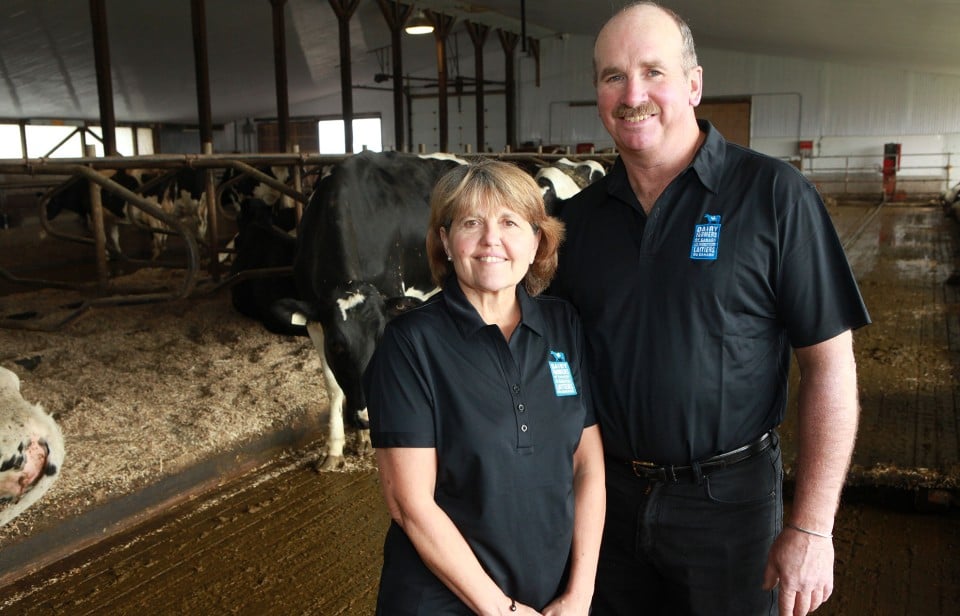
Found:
[0,0,958,126]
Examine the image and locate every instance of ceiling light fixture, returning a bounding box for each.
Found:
[404,10,434,35]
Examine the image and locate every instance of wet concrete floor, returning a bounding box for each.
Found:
[2,201,959,615]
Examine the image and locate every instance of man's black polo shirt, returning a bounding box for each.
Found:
[550,120,870,465]
[364,275,595,611]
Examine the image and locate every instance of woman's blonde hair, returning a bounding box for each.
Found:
[426,159,564,296]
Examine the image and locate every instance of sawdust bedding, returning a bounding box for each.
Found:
[0,267,373,546]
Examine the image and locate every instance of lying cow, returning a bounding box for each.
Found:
[285,151,466,470]
[1,367,65,527]
[940,181,960,220]
[229,198,303,336]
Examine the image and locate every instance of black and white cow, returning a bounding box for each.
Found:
[535,157,607,214]
[219,165,293,214]
[215,164,321,266]
[1,367,65,527]
[126,167,208,260]
[284,151,466,470]
[44,170,141,258]
[940,181,960,220]
[235,152,603,470]
[228,198,303,336]
[43,167,207,260]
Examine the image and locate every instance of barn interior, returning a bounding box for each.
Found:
[1,0,959,613]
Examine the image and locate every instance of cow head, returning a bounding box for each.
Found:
[322,282,388,429]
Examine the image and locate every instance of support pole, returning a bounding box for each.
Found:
[203,142,221,281]
[465,21,490,153]
[426,11,456,152]
[88,0,117,156]
[271,0,290,153]
[328,0,361,153]
[190,0,215,149]
[85,146,109,290]
[376,1,414,152]
[498,30,519,152]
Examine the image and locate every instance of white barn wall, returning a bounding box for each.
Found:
[699,46,960,166]
[513,36,960,160]
[282,30,960,189]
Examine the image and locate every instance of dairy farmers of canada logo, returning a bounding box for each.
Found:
[690,214,721,260]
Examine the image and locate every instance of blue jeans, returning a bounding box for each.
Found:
[593,438,783,616]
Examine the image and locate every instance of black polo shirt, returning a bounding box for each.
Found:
[364,275,595,612]
[550,120,870,465]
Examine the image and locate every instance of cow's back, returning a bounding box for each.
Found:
[295,151,459,311]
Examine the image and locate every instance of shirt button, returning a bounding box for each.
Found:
[521,424,528,432]
[517,403,525,412]
[512,385,520,393]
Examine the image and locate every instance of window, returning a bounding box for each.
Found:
[25,125,83,158]
[15,123,155,157]
[317,117,382,154]
[88,126,153,156]
[0,124,22,157]
[137,127,155,154]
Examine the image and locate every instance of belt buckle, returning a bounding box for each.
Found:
[631,460,662,480]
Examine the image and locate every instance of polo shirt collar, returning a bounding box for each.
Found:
[605,119,726,205]
[691,119,725,194]
[441,274,546,339]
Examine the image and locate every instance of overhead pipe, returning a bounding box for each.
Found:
[270,0,291,153]
[0,152,353,172]
[376,1,414,152]
[328,0,361,153]
[425,10,456,152]
[464,21,490,153]
[88,0,117,156]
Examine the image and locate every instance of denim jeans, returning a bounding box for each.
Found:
[593,438,783,616]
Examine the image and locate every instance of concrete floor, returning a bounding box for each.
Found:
[1,200,959,615]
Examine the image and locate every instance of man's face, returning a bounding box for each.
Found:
[593,6,702,159]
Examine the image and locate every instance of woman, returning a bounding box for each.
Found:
[363,159,605,615]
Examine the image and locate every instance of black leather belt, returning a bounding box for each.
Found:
[612,431,776,483]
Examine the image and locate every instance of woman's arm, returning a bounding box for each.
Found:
[376,447,539,616]
[542,424,606,616]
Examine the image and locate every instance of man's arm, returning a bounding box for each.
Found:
[763,329,860,616]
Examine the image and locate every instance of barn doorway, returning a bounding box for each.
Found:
[696,98,751,147]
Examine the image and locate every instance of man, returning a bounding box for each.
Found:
[549,3,871,615]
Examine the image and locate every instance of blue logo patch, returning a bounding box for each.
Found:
[690,214,721,260]
[547,351,577,397]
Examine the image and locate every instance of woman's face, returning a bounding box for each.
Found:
[440,203,541,302]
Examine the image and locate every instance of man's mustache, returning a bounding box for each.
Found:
[614,102,660,120]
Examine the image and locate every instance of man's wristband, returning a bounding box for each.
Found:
[784,521,833,539]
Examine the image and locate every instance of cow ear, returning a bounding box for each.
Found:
[384,297,423,318]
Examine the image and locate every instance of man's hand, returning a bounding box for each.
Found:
[763,526,835,615]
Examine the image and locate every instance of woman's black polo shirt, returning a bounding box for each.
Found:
[550,120,870,465]
[364,275,595,612]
